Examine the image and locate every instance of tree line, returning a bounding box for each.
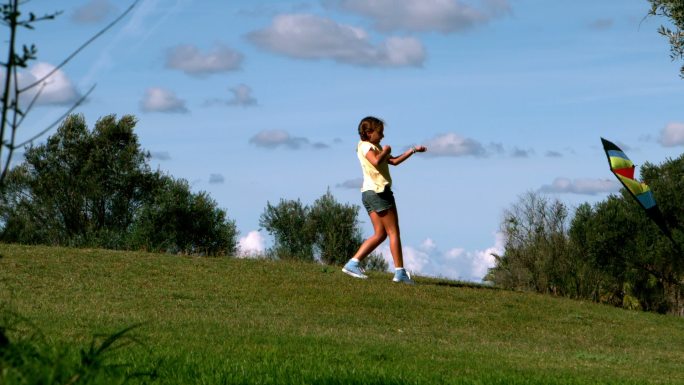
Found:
[0,114,238,255]
[486,154,684,315]
[0,113,379,269]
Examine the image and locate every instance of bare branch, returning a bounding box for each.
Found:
[19,0,139,93]
[0,0,18,166]
[2,46,22,180]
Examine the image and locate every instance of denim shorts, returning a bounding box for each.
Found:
[362,187,395,214]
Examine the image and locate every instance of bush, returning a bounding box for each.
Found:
[259,198,315,261]
[131,175,238,256]
[259,190,365,265]
[309,190,364,266]
[486,191,572,294]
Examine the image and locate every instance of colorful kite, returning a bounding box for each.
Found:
[600,137,671,238]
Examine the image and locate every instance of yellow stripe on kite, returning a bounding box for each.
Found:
[609,156,633,170]
[616,174,650,195]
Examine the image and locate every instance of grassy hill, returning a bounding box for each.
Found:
[0,243,683,384]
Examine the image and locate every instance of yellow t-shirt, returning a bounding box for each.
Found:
[357,141,392,193]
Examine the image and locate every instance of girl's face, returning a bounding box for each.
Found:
[368,126,384,144]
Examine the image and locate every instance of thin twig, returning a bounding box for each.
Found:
[14,81,45,129]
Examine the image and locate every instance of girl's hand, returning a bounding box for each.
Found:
[414,145,427,153]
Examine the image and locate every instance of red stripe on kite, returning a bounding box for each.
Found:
[613,166,635,179]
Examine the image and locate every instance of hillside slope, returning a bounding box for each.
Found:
[0,244,683,384]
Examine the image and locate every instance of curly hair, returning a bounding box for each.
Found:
[358,116,384,141]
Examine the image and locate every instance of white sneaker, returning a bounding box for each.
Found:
[342,260,368,279]
[392,269,414,284]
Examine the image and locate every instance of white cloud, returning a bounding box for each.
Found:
[238,230,266,257]
[3,62,82,106]
[379,244,431,273]
[421,238,437,252]
[71,0,117,23]
[658,122,684,147]
[166,44,244,76]
[140,87,188,113]
[378,233,503,282]
[330,0,511,33]
[249,129,310,149]
[539,177,620,195]
[422,133,486,157]
[470,232,503,279]
[247,14,425,67]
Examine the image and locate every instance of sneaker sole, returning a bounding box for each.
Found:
[392,278,415,285]
[342,268,368,279]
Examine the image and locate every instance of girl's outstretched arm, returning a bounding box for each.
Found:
[388,145,426,166]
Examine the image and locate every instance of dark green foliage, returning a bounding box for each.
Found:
[0,113,238,256]
[648,0,684,77]
[259,198,316,261]
[309,190,364,266]
[0,114,152,246]
[131,176,238,256]
[259,190,367,266]
[489,155,684,315]
[571,156,684,314]
[486,192,577,295]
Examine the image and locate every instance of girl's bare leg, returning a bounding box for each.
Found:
[350,211,387,261]
[377,207,403,268]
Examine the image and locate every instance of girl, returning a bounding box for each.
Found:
[342,116,427,284]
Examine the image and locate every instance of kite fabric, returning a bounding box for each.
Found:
[600,137,671,238]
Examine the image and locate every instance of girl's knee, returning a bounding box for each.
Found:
[373,232,387,242]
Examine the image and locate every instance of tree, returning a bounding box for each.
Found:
[0,114,154,245]
[259,199,316,261]
[566,203,617,302]
[486,191,574,294]
[0,113,238,256]
[130,175,238,256]
[648,0,684,77]
[309,189,363,266]
[0,1,139,187]
[259,191,368,265]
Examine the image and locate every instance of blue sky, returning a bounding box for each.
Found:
[12,0,684,281]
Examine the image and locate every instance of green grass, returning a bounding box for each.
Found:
[1,243,683,384]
